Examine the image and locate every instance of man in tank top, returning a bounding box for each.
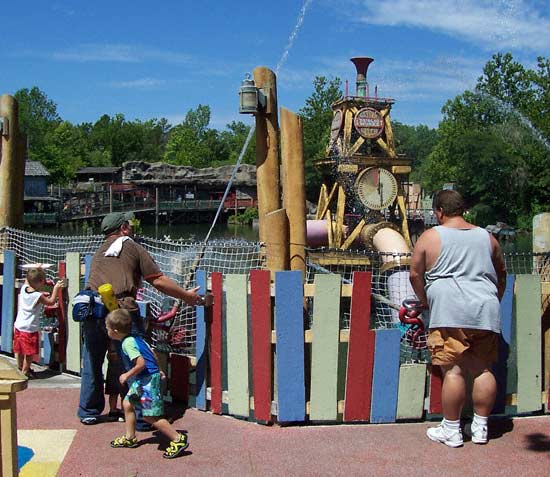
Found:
[410,190,506,447]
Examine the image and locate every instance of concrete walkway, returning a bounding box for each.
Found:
[11,359,550,476]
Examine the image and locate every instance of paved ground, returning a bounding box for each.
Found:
[9,358,550,476]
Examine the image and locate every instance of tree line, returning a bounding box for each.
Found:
[14,52,549,229]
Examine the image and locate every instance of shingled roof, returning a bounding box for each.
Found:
[25,161,50,176]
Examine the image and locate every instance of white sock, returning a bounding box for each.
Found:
[442,418,460,430]
[473,413,488,426]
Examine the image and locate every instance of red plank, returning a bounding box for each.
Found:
[210,272,223,414]
[57,261,67,365]
[344,271,375,422]
[429,365,443,414]
[250,269,272,422]
[170,353,190,404]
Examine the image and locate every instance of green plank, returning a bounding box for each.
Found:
[66,252,81,374]
[225,274,250,418]
[516,274,542,413]
[310,274,341,421]
[396,364,427,420]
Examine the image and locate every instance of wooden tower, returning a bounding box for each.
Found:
[314,57,412,250]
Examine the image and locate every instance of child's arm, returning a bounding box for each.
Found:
[119,356,146,385]
[38,280,65,306]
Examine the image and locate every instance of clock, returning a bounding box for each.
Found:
[354,167,398,210]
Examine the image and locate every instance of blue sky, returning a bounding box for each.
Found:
[1,0,549,130]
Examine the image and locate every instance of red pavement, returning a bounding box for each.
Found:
[16,386,550,476]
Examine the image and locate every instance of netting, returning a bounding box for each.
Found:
[1,227,548,363]
[306,247,550,364]
[0,227,263,354]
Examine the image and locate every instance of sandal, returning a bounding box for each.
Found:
[162,433,188,459]
[110,435,138,448]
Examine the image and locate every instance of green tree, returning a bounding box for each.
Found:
[392,121,438,182]
[422,53,550,227]
[14,87,61,163]
[299,76,342,200]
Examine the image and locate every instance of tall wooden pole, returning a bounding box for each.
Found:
[280,107,307,279]
[253,67,280,245]
[0,95,24,230]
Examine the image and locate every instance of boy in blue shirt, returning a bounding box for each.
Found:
[106,309,188,459]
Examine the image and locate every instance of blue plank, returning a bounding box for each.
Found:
[275,270,305,422]
[84,254,93,286]
[195,270,208,410]
[371,329,401,423]
[493,275,515,414]
[1,250,17,352]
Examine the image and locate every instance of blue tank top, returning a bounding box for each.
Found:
[425,226,500,333]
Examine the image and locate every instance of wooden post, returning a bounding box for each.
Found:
[264,209,289,276]
[0,95,24,229]
[109,184,113,213]
[280,107,307,279]
[0,358,28,477]
[155,186,159,227]
[253,67,280,245]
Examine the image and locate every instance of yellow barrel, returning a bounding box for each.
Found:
[98,283,119,312]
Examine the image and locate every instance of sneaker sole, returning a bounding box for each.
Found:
[427,433,463,448]
[471,437,488,444]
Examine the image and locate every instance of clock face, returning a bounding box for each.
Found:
[354,167,398,210]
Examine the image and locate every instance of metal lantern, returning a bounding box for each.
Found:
[239,74,260,114]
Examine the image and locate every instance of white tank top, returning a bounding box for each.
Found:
[14,286,44,333]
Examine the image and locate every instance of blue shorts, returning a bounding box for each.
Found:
[125,372,164,416]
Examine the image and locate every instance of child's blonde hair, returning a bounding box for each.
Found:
[26,268,46,287]
[106,308,132,335]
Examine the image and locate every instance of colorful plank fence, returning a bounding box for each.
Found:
[1,250,549,425]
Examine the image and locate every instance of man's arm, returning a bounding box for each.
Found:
[149,275,203,306]
[409,232,430,309]
[489,234,507,301]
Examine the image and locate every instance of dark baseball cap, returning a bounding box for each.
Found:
[101,211,136,234]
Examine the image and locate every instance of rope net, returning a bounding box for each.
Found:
[1,227,547,364]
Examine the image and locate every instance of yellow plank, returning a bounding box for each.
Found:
[341,219,366,251]
[334,186,346,248]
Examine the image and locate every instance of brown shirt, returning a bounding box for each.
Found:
[87,236,162,310]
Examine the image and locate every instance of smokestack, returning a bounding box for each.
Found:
[350,57,374,97]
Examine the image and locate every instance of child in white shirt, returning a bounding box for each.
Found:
[13,268,64,377]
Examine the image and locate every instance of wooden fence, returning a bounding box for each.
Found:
[1,250,549,423]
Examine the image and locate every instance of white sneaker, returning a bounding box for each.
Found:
[470,421,488,444]
[426,424,464,448]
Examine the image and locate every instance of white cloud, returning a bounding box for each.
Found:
[51,44,192,64]
[348,0,550,52]
[108,78,167,89]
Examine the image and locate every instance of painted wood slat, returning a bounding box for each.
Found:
[516,274,542,413]
[396,364,427,420]
[65,252,81,373]
[170,353,190,403]
[210,272,223,415]
[429,365,443,414]
[195,270,208,410]
[494,275,515,413]
[275,270,306,422]
[0,250,16,352]
[250,270,272,422]
[310,274,341,421]
[371,329,401,423]
[225,274,250,418]
[344,271,375,422]
[57,260,69,366]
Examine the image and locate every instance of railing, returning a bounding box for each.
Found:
[1,248,548,424]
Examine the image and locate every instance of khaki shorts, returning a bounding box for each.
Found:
[428,328,499,366]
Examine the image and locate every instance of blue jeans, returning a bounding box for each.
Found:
[78,319,109,419]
